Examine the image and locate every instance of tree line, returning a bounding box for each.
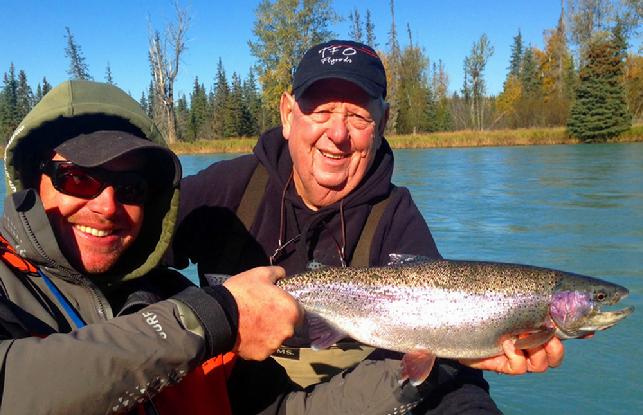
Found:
[1,0,641,145]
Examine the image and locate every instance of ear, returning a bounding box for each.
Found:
[280,92,296,140]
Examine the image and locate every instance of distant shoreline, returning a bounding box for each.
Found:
[2,125,639,156]
[169,124,643,155]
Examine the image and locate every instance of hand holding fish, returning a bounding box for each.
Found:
[459,336,565,374]
[224,266,303,360]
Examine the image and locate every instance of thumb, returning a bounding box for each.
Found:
[264,266,287,284]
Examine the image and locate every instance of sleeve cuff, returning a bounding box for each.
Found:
[172,286,238,356]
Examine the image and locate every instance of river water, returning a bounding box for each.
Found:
[386,144,642,414]
[2,143,641,413]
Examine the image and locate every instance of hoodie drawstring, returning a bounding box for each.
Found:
[338,200,347,267]
[270,171,297,265]
[270,170,347,268]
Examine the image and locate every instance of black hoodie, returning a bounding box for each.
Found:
[169,127,441,277]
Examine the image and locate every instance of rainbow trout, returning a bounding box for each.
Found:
[277,257,633,384]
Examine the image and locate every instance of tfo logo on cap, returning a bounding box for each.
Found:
[318,44,358,66]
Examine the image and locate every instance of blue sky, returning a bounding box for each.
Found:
[2,1,576,99]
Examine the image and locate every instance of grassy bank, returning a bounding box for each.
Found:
[388,124,642,148]
[169,124,643,154]
[171,138,257,154]
[387,127,575,148]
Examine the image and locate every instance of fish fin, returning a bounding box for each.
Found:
[513,329,556,350]
[307,313,348,351]
[387,254,433,266]
[400,348,436,386]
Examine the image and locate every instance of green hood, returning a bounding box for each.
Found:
[3,80,180,284]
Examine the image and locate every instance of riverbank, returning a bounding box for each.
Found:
[169,124,643,154]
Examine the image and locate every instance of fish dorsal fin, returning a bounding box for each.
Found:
[513,329,556,350]
[307,313,349,351]
[387,254,432,266]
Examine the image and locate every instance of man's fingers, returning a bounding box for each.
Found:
[501,340,528,375]
[460,338,566,375]
[524,347,549,373]
[543,337,565,368]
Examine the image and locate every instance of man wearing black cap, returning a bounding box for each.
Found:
[168,40,564,413]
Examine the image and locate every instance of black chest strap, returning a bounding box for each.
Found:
[203,163,270,279]
[236,163,270,230]
[350,191,393,267]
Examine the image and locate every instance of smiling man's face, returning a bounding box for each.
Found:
[39,152,145,274]
[280,78,388,210]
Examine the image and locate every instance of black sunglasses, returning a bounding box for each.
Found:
[40,160,149,205]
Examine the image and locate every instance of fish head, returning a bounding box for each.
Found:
[550,275,634,339]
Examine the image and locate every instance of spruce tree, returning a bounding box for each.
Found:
[189,77,208,140]
[139,91,149,115]
[105,62,115,85]
[520,47,542,98]
[225,72,246,137]
[242,68,262,135]
[35,84,43,104]
[34,76,52,105]
[0,64,19,143]
[175,94,190,141]
[64,27,92,80]
[567,33,632,141]
[16,70,33,121]
[508,30,523,78]
[42,77,52,96]
[211,58,230,138]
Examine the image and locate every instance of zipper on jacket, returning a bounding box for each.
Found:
[19,209,113,321]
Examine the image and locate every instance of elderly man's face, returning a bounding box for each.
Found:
[280,78,388,210]
[39,153,145,274]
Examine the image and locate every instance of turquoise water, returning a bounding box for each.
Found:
[2,143,641,413]
[389,144,642,414]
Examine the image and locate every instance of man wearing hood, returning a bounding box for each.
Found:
[168,40,566,413]
[0,79,304,414]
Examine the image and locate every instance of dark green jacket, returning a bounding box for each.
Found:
[0,80,217,414]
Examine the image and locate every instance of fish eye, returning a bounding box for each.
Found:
[595,291,607,302]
